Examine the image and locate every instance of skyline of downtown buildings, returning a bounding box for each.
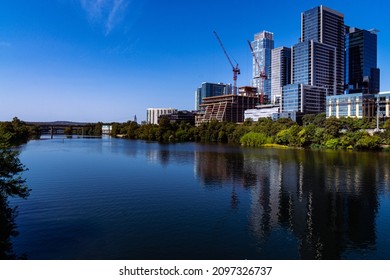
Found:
[196,4,381,119]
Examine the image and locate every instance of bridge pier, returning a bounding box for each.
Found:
[50,126,54,139]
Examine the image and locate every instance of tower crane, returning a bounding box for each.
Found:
[247,40,267,104]
[213,31,240,95]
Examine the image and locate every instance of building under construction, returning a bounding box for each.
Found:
[195,91,259,126]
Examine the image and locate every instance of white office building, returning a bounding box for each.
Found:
[146,108,178,125]
[244,105,280,121]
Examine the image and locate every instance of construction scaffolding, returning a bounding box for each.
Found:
[195,94,259,125]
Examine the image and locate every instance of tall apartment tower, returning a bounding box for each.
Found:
[300,5,345,95]
[345,27,380,94]
[282,5,344,115]
[271,47,291,104]
[251,31,274,101]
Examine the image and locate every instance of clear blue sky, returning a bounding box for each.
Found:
[1,0,389,122]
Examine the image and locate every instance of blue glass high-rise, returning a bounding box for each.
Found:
[345,27,380,94]
[251,31,274,101]
[195,82,231,110]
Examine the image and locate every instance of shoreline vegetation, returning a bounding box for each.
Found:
[0,117,32,259]
[109,113,390,151]
[1,114,390,151]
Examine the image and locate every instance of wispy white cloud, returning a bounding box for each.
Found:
[106,0,127,35]
[79,0,129,35]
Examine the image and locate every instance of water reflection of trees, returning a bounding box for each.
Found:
[194,148,387,259]
[0,148,30,259]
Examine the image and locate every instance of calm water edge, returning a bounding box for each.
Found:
[8,137,390,260]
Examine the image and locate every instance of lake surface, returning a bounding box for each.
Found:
[8,137,390,259]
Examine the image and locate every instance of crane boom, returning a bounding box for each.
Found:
[214,31,235,69]
[213,31,240,95]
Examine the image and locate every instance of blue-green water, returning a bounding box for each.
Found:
[8,137,390,259]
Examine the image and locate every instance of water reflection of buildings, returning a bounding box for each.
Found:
[195,148,384,259]
[194,150,257,209]
[253,151,382,259]
[194,150,258,187]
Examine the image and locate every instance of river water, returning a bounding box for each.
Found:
[8,137,390,259]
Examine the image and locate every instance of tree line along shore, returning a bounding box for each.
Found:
[1,114,390,151]
[110,113,390,151]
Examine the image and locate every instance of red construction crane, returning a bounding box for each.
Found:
[213,31,240,95]
[247,40,267,104]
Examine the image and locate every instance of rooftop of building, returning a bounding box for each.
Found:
[146,108,177,110]
[254,30,274,41]
[303,5,344,18]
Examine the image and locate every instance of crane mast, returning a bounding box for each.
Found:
[247,40,267,104]
[213,31,240,95]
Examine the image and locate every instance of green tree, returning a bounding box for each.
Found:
[0,150,29,198]
[240,132,268,147]
[325,138,340,150]
[324,117,343,139]
[384,118,390,130]
[125,121,139,139]
[110,123,120,137]
[354,135,382,150]
[93,122,103,136]
[0,134,31,259]
[269,118,296,137]
[302,114,316,126]
[313,113,326,127]
[298,124,316,147]
[275,129,290,145]
[64,126,73,136]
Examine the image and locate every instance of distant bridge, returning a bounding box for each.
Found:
[28,122,94,139]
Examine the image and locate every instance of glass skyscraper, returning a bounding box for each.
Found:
[282,5,344,116]
[345,27,380,94]
[292,40,336,91]
[282,84,327,114]
[251,31,274,101]
[271,47,291,104]
[300,5,345,95]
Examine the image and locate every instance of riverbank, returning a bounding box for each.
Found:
[110,114,390,152]
[2,115,389,152]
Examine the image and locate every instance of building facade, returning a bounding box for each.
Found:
[279,5,345,120]
[238,86,257,97]
[244,105,280,121]
[158,110,196,125]
[195,82,232,110]
[326,92,390,119]
[195,94,258,125]
[301,5,345,95]
[146,108,178,125]
[292,41,336,92]
[282,84,328,114]
[251,31,274,100]
[271,46,291,104]
[345,27,380,94]
[101,125,112,135]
